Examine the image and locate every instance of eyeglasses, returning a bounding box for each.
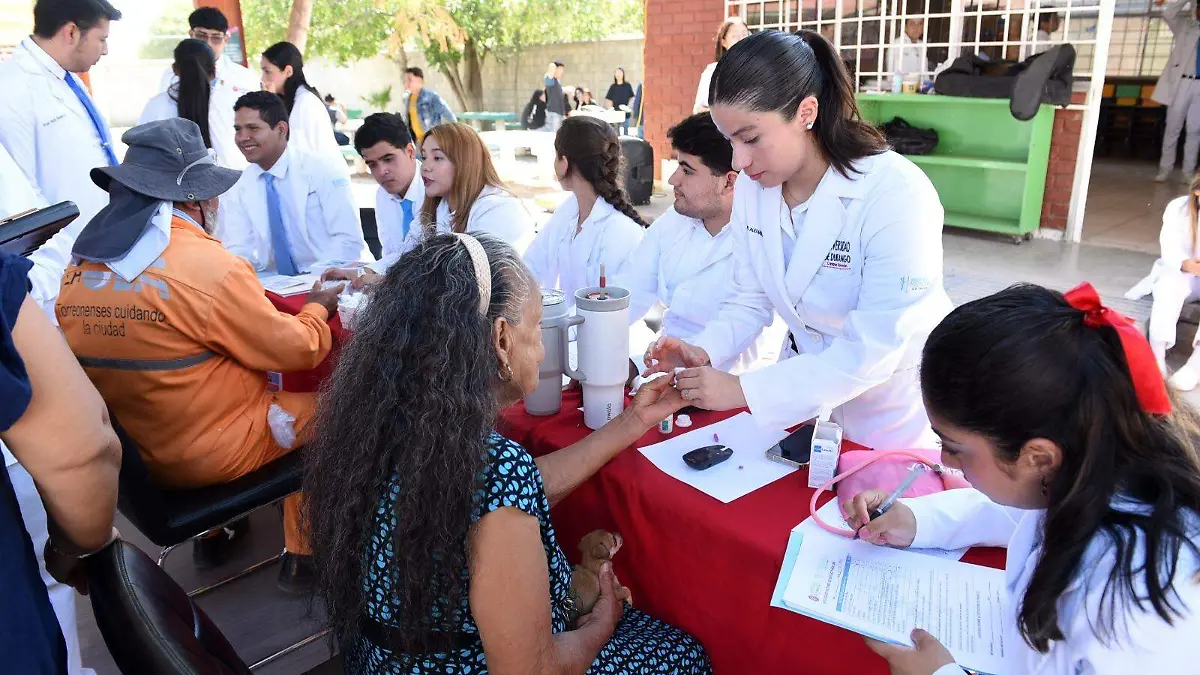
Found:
[190,29,228,47]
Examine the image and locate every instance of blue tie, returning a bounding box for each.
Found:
[1195,35,1200,79]
[264,174,299,276]
[64,73,118,166]
[400,199,414,239]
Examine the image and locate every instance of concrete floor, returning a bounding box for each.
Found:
[79,160,1190,675]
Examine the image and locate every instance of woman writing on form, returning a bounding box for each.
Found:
[647,30,951,449]
[847,283,1200,674]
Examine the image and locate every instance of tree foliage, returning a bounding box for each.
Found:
[243,0,396,65]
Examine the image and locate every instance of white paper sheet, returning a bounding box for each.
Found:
[637,412,792,503]
[795,500,968,561]
[781,532,1008,675]
[259,273,319,296]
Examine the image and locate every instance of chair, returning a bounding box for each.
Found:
[85,539,253,675]
[112,417,330,669]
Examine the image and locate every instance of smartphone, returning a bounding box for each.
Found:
[765,424,815,468]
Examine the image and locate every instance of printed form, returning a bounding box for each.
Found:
[782,535,1008,675]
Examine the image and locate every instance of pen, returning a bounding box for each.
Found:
[713,433,719,444]
[869,464,927,522]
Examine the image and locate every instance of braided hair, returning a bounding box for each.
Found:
[554,116,650,227]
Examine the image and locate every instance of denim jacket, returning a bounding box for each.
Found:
[404,88,456,133]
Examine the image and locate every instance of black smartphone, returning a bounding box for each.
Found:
[682,444,733,470]
[765,424,815,468]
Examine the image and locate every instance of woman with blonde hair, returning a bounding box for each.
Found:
[694,15,750,114]
[1143,174,1200,388]
[420,123,535,253]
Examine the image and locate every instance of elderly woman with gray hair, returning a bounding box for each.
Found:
[303,233,712,674]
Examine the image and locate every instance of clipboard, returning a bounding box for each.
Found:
[0,201,80,257]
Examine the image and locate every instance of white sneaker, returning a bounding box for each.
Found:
[1156,168,1172,183]
[1170,363,1200,391]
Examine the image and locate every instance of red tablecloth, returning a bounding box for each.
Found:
[265,291,346,392]
[498,391,1006,675]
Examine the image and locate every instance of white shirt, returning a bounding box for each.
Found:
[434,186,535,254]
[158,54,259,97]
[904,489,1200,675]
[695,62,718,113]
[524,194,644,311]
[137,85,247,170]
[219,145,369,273]
[369,162,426,272]
[0,38,112,316]
[619,207,785,375]
[289,86,347,177]
[689,152,952,447]
[889,33,926,76]
[0,140,45,221]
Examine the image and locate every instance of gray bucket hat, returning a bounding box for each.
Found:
[90,118,241,202]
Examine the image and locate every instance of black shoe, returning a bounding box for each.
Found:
[277,552,315,595]
[191,517,251,570]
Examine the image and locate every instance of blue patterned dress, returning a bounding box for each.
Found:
[347,432,711,674]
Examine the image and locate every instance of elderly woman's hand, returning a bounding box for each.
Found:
[627,372,687,429]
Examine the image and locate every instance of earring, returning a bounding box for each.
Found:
[806,122,814,130]
[1040,476,1049,497]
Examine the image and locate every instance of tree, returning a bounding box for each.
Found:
[242,0,397,64]
[286,0,313,52]
[392,0,644,111]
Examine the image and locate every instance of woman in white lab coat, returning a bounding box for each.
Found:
[260,41,347,175]
[694,16,750,114]
[138,39,245,170]
[419,123,535,254]
[524,115,647,310]
[647,30,952,450]
[1142,177,1200,389]
[845,283,1200,675]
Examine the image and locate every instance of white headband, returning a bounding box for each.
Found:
[454,233,491,315]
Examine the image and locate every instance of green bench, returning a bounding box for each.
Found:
[857,93,1054,240]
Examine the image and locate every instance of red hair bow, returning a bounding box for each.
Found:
[1064,282,1172,416]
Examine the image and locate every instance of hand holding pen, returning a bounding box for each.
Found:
[841,465,925,547]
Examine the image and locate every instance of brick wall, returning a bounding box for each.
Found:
[1038,91,1087,232]
[643,0,727,177]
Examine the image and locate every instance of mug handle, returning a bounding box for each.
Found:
[563,315,586,382]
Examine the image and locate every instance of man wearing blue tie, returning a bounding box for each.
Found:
[220,92,370,275]
[0,0,122,317]
[323,112,426,289]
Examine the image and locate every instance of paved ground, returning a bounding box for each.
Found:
[79,165,1191,675]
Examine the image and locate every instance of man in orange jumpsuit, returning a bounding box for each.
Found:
[57,118,343,592]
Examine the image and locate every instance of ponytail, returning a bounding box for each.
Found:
[711,29,887,177]
[172,38,216,150]
[554,116,649,228]
[263,41,322,114]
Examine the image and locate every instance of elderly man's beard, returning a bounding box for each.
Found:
[200,199,220,234]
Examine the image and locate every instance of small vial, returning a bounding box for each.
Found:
[676,414,693,428]
[658,415,673,434]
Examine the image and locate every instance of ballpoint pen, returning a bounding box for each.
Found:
[854,463,928,539]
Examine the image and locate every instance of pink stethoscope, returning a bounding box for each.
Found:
[807,450,949,537]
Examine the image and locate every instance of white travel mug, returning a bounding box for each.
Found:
[525,289,584,416]
[574,286,630,430]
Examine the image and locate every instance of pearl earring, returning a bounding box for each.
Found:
[806,122,814,130]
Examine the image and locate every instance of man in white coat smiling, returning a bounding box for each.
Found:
[619,112,784,374]
[646,30,952,450]
[0,0,121,316]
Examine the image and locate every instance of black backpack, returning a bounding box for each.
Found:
[881,117,939,155]
[934,44,1076,120]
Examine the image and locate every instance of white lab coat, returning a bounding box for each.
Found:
[159,54,259,97]
[0,140,45,223]
[368,163,426,273]
[524,194,645,311]
[689,151,952,449]
[904,489,1200,675]
[434,186,536,254]
[888,33,927,76]
[289,86,348,177]
[137,86,247,171]
[695,62,718,113]
[1153,0,1200,106]
[219,146,369,273]
[0,38,112,315]
[618,207,785,375]
[1131,196,1200,348]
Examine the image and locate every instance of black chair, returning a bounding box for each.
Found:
[112,416,330,669]
[86,539,252,675]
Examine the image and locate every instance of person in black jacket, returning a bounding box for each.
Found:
[521,89,547,130]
